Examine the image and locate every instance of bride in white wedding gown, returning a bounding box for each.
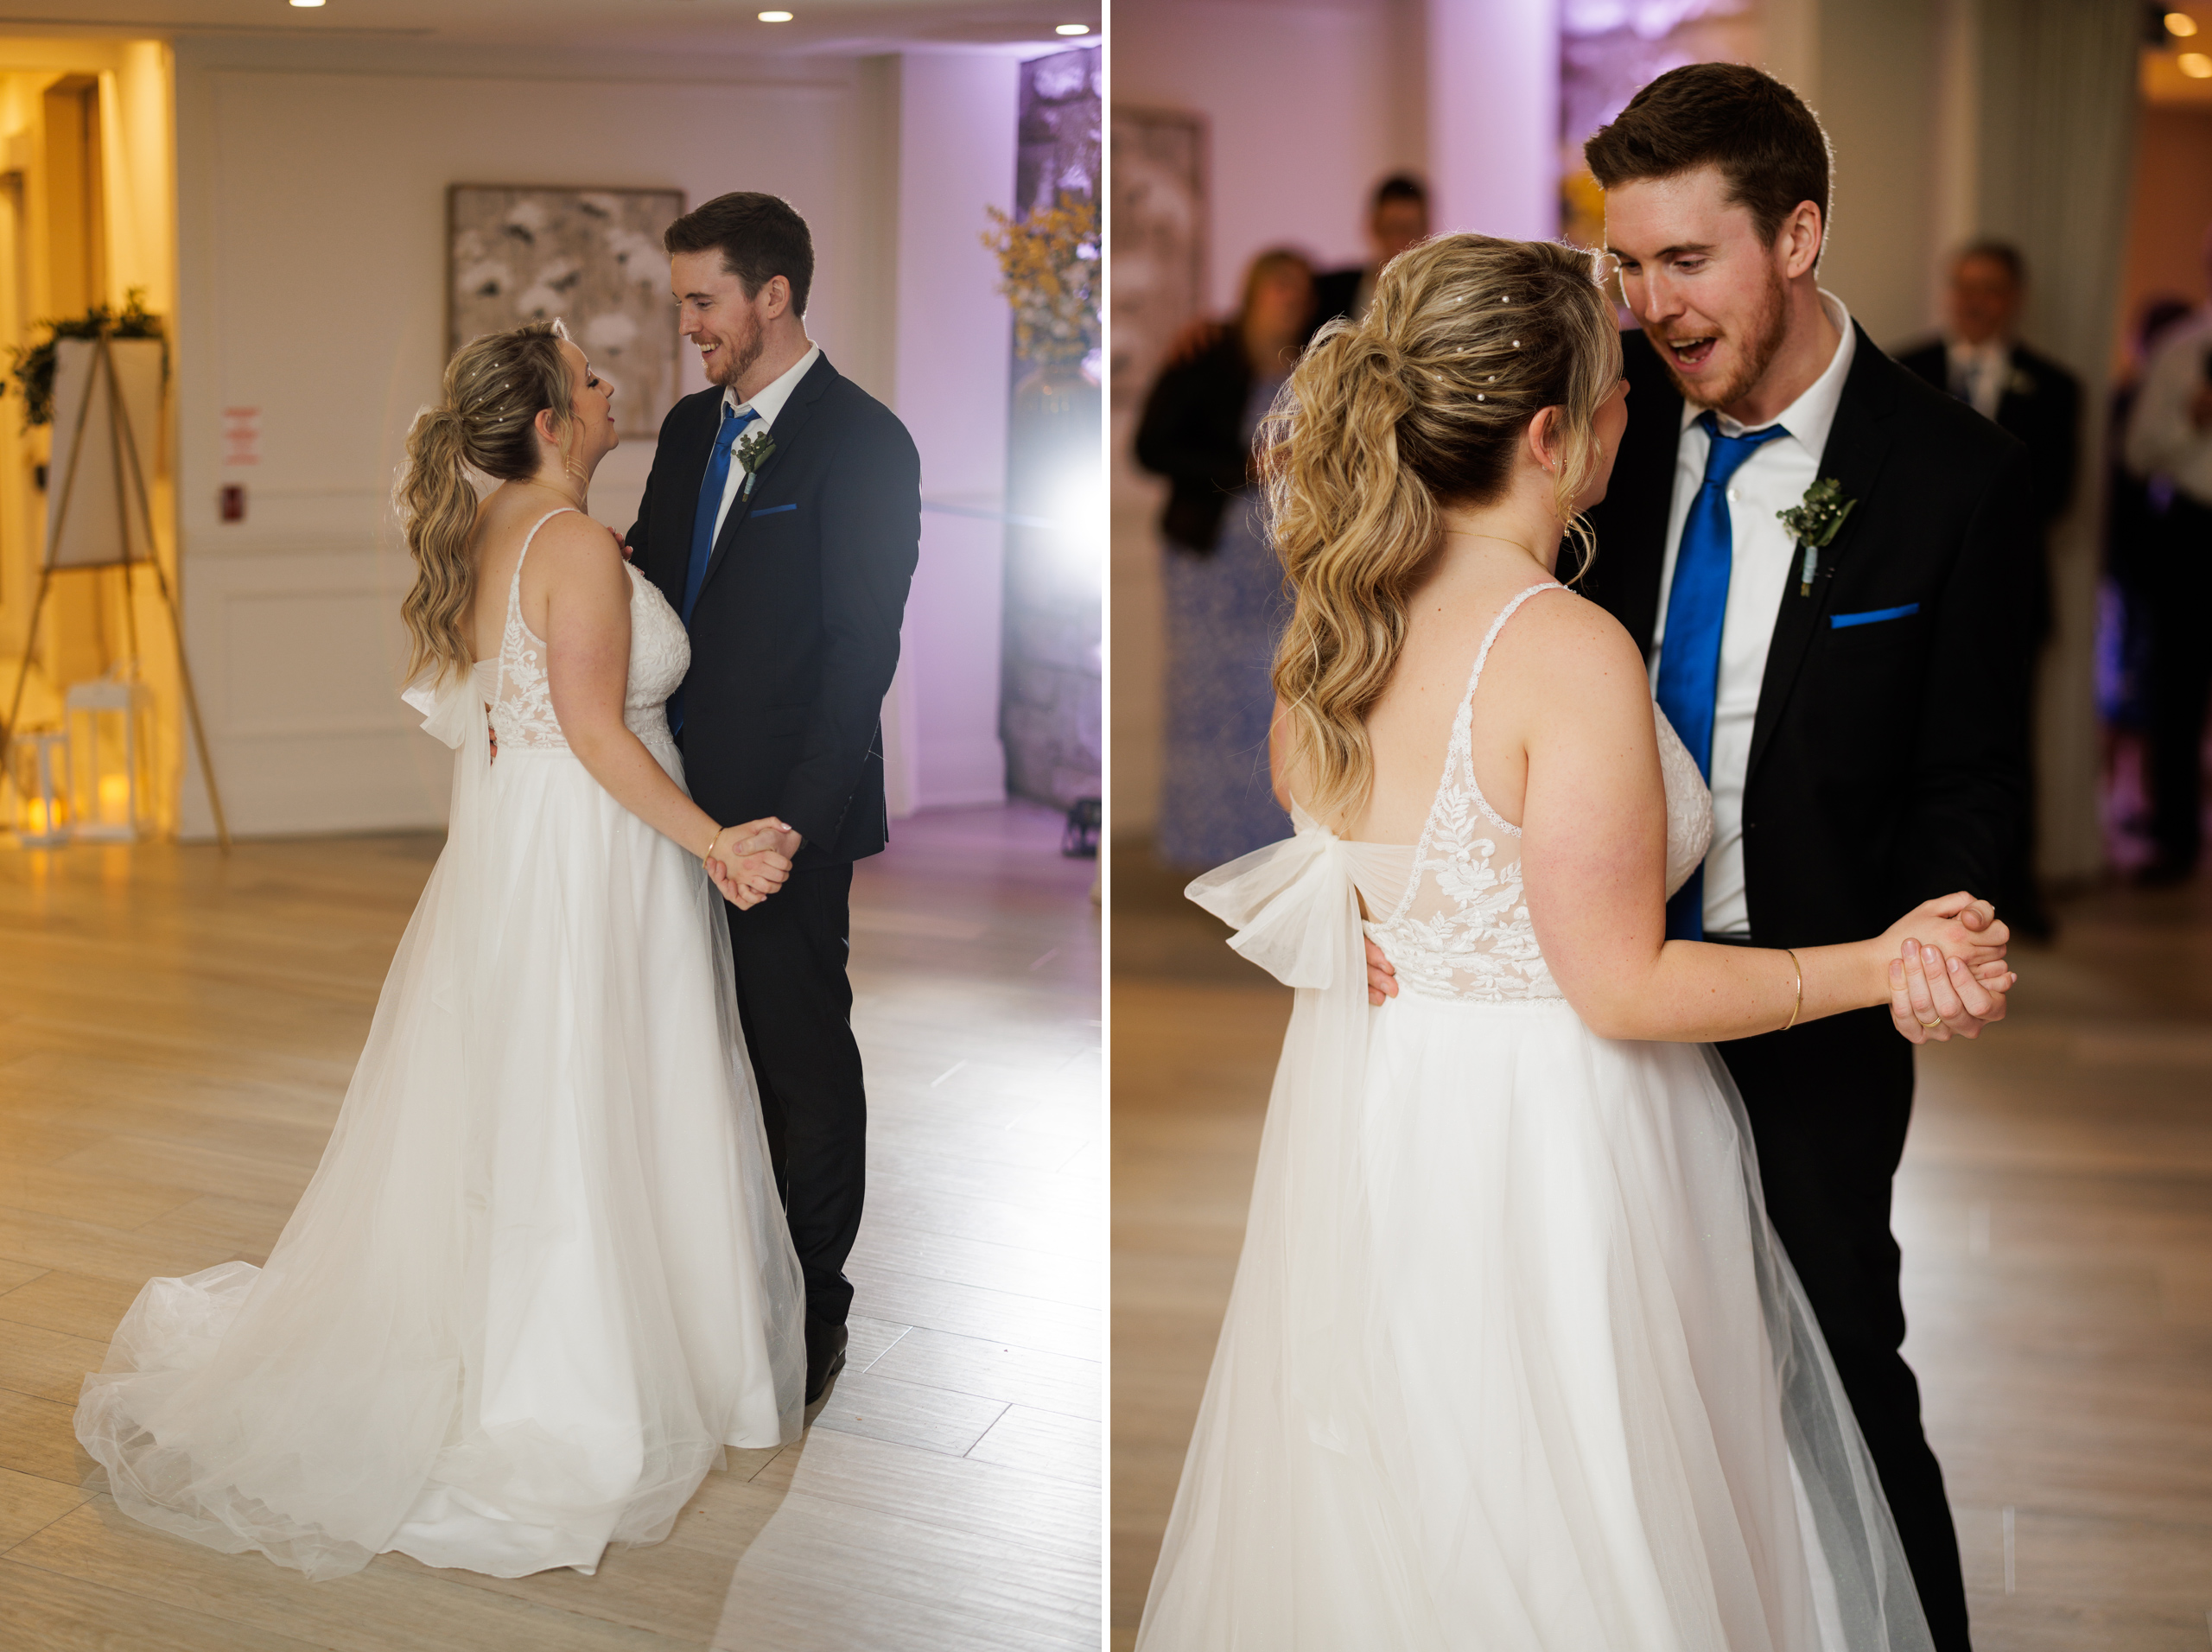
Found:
[1137,237,2016,1649]
[74,322,806,1581]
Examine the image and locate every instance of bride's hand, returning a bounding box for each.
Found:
[707,818,793,908]
[1878,893,2014,1044]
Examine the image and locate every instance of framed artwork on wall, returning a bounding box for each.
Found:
[447,184,685,441]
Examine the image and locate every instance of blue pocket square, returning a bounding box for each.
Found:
[1830,602,1919,630]
[751,502,797,518]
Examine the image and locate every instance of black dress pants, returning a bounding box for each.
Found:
[2145,495,2212,873]
[723,861,867,1326]
[1719,1007,1971,1652]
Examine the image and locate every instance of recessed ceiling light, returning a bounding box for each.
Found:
[2167,11,2199,36]
[1055,22,1090,34]
[289,0,325,8]
[2183,50,2212,74]
[759,9,793,19]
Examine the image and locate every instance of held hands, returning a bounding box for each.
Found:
[1362,893,2020,1039]
[1878,893,2015,1045]
[706,817,796,910]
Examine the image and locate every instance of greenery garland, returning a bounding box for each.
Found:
[7,288,166,429]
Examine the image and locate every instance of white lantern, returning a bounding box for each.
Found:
[64,674,156,842]
[8,729,71,847]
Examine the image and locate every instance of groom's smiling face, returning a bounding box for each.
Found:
[1603,165,1798,413]
[671,250,770,391]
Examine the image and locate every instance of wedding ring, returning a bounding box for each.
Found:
[1916,1013,1943,1029]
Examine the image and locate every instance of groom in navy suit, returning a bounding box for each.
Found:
[1364,65,2030,1648]
[1580,67,2031,1649]
[628,193,920,1404]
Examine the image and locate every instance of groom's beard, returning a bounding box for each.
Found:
[1650,264,1789,413]
[705,312,766,391]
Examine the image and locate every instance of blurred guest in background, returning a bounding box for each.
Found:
[1310,172,1429,330]
[1135,248,1314,867]
[1898,242,2081,645]
[2101,295,2195,848]
[2124,227,2212,886]
[1898,241,2079,937]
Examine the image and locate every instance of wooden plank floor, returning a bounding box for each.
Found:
[0,804,1102,1652]
[1109,841,2212,1649]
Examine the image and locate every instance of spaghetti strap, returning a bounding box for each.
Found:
[1458,580,1564,716]
[493,508,582,706]
[507,508,582,600]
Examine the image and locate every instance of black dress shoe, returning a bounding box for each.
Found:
[804,1318,849,1405]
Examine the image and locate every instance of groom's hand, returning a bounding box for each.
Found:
[1884,893,2015,1044]
[709,816,796,907]
[1364,937,1399,1007]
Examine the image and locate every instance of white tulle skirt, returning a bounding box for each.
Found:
[1140,834,1932,1650]
[75,696,805,1581]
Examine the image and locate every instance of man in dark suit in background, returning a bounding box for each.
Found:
[629,192,921,1406]
[1308,173,1430,332]
[1897,241,2082,641]
[1896,242,2079,937]
[1581,65,2029,1649]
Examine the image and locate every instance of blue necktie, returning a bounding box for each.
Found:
[670,402,760,736]
[1656,410,1789,942]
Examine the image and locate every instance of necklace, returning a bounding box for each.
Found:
[1442,530,1545,564]
[517,474,586,512]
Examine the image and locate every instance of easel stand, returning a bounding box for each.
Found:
[0,332,231,850]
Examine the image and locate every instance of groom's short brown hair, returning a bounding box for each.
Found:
[665,192,815,315]
[1584,63,1832,254]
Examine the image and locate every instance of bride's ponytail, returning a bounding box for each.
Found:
[395,321,576,684]
[1264,233,1621,827]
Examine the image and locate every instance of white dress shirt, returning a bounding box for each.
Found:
[1943,334,2011,422]
[2124,307,2212,510]
[708,340,820,543]
[1649,289,1856,937]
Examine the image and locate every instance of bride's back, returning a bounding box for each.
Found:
[1340,562,1565,845]
[468,486,573,664]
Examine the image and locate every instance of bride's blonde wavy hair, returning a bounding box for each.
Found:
[395,321,578,683]
[1263,232,1622,827]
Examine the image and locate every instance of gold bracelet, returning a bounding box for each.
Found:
[1782,948,1803,1032]
[702,827,721,863]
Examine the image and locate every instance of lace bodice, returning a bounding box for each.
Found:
[479,509,691,754]
[1348,581,1714,1003]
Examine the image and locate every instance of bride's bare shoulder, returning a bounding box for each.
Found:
[1493,587,1648,696]
[524,510,627,586]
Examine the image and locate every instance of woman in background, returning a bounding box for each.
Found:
[1136,248,1314,867]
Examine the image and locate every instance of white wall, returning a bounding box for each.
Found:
[1109,0,1426,835]
[1427,0,1560,243]
[890,49,1019,812]
[171,39,1017,839]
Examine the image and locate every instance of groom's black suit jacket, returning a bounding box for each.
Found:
[1582,323,2037,948]
[1582,321,2037,1652]
[630,353,920,868]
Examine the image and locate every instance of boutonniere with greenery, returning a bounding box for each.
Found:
[735,429,775,499]
[2005,367,2037,398]
[1777,478,1857,596]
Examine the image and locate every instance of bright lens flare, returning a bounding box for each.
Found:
[2168,11,2200,36]
[2183,50,2212,76]
[1055,22,1090,34]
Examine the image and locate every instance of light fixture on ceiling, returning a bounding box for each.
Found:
[289,0,326,8]
[2167,11,2199,36]
[1055,22,1090,34]
[759,9,793,19]
[2183,49,2212,74]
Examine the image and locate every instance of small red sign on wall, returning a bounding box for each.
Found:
[221,406,260,467]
